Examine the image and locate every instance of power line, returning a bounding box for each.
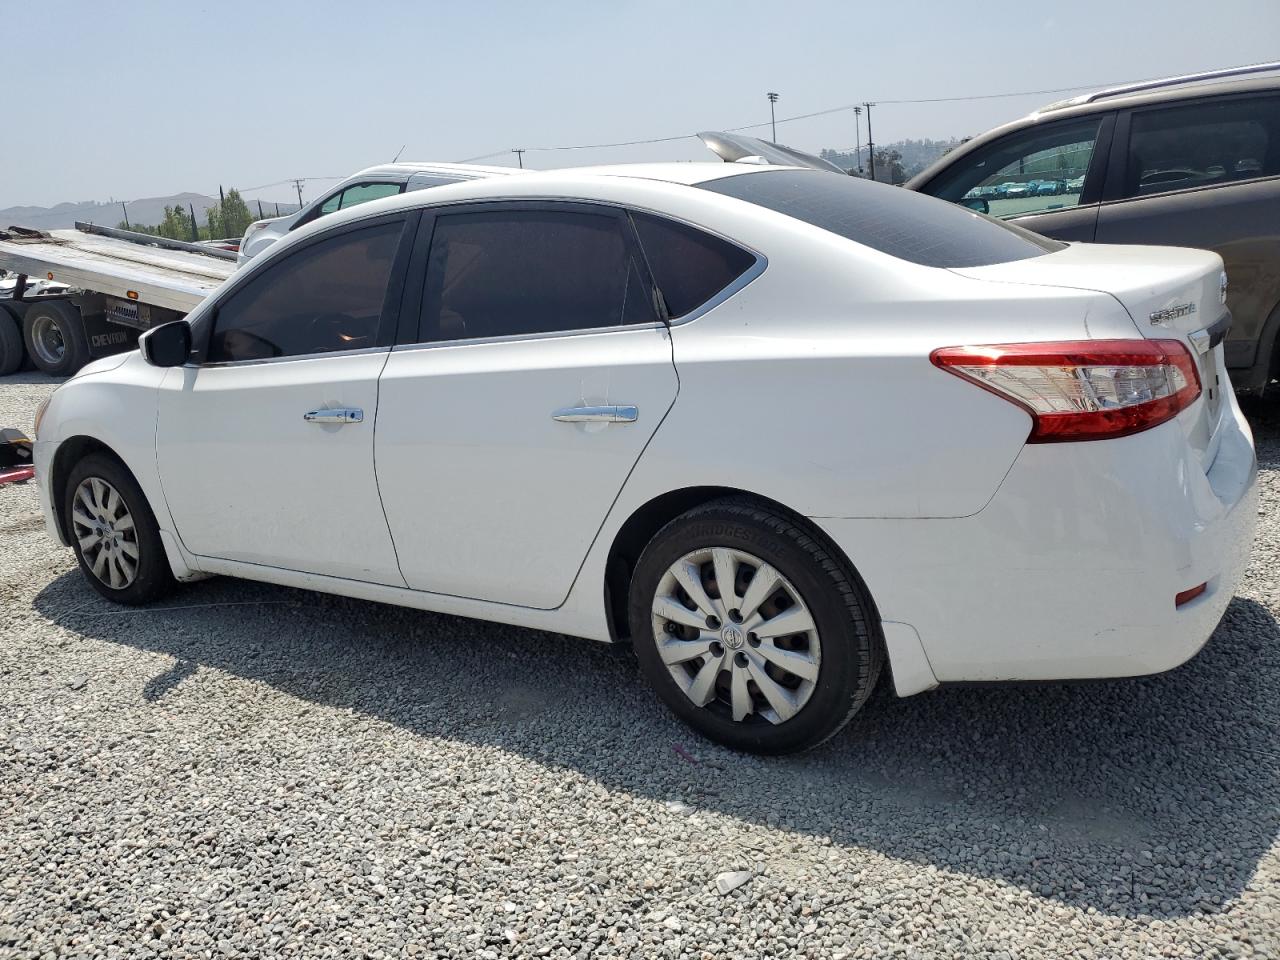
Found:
[451,79,1121,163]
[240,175,345,193]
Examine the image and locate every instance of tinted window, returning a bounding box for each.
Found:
[318,182,401,216]
[208,221,402,363]
[406,174,465,192]
[418,209,657,342]
[1123,97,1279,199]
[339,182,403,208]
[923,118,1102,219]
[631,212,756,318]
[700,170,1062,267]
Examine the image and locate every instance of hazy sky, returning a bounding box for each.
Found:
[5,0,1278,209]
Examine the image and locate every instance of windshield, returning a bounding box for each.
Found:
[699,169,1064,268]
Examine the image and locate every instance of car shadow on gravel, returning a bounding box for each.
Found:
[31,566,1280,921]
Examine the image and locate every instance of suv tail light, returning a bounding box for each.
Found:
[931,339,1200,442]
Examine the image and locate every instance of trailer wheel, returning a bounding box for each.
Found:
[0,307,23,376]
[22,301,89,376]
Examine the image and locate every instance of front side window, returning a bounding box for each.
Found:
[417,209,657,342]
[924,118,1102,219]
[317,182,402,217]
[1121,97,1278,199]
[207,221,402,363]
[702,169,1063,268]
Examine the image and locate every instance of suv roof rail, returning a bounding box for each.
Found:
[1043,61,1280,112]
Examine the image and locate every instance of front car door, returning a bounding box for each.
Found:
[1094,92,1280,384]
[914,113,1114,242]
[156,213,416,585]
[374,202,680,609]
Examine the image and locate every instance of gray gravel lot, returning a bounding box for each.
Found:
[1,372,1278,959]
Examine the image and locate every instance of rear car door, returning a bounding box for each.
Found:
[374,202,680,609]
[1094,92,1280,376]
[156,214,415,584]
[914,114,1114,242]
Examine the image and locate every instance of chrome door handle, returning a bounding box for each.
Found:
[552,405,638,423]
[303,407,363,424]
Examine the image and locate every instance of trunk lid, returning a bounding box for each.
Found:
[952,243,1230,469]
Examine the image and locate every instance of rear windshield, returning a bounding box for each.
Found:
[698,169,1064,267]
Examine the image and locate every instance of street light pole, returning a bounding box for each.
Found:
[767,92,779,142]
[863,102,876,181]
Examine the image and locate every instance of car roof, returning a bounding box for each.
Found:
[338,161,527,183]
[535,162,794,185]
[906,72,1280,191]
[1031,74,1280,119]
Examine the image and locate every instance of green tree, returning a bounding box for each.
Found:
[118,221,160,236]
[157,205,196,240]
[206,188,254,240]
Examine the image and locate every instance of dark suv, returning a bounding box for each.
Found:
[908,65,1280,394]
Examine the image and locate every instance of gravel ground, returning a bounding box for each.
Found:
[1,372,1278,960]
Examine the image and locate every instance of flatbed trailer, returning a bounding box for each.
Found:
[0,223,235,376]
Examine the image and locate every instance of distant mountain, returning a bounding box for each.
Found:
[1,193,300,231]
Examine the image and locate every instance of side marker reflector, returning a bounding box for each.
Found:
[1175,583,1207,607]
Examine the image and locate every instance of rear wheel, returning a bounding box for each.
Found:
[0,308,23,376]
[65,453,174,605]
[22,301,89,376]
[629,498,882,754]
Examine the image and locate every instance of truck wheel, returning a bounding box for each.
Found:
[22,301,89,376]
[0,307,23,376]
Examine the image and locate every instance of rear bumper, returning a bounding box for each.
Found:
[815,392,1258,684]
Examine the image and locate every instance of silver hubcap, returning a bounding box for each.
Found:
[30,315,66,366]
[71,477,139,589]
[651,547,821,724]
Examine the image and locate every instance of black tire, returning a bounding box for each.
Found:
[22,301,89,376]
[64,453,175,605]
[0,307,23,376]
[629,498,883,755]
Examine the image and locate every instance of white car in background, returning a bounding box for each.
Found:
[32,164,1257,753]
[237,161,523,264]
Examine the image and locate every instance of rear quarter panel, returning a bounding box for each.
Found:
[621,223,1141,520]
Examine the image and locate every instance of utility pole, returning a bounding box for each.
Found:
[863,102,876,182]
[188,203,198,242]
[767,92,780,142]
[291,178,305,209]
[853,105,863,175]
[511,148,525,169]
[257,199,265,219]
[120,201,129,229]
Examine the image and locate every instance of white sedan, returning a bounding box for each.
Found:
[31,164,1258,753]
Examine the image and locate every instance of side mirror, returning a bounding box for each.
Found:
[139,320,192,367]
[961,198,990,215]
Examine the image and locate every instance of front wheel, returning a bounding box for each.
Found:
[629,499,883,754]
[65,453,175,605]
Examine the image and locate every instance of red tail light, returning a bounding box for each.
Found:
[931,339,1201,442]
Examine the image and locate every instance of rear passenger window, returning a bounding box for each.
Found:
[418,209,657,342]
[631,213,756,318]
[1123,97,1279,199]
[207,221,402,363]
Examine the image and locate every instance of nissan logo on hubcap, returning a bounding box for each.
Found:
[721,625,745,650]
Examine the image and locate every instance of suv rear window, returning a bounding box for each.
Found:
[699,169,1063,267]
